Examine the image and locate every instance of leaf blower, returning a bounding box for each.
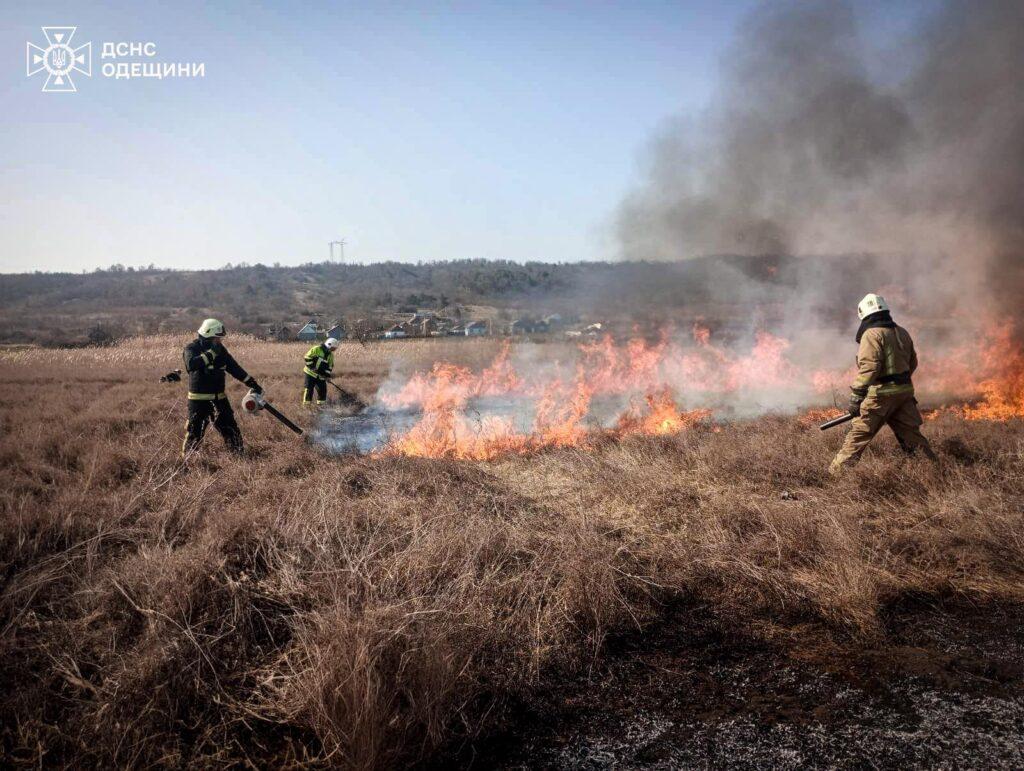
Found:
[241,389,303,435]
[819,413,855,431]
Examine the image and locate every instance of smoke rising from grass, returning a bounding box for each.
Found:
[618,0,1024,315]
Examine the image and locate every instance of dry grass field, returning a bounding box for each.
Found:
[2,336,1023,767]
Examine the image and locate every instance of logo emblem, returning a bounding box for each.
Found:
[26,27,91,92]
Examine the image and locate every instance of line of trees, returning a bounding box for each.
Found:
[0,255,896,345]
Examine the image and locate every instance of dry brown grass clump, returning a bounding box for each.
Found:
[1,337,1023,767]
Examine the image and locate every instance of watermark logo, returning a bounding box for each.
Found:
[26,26,92,92]
[25,28,204,92]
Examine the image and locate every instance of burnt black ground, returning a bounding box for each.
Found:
[453,602,1024,769]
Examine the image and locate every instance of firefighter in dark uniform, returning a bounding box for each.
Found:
[182,318,262,456]
[302,337,338,406]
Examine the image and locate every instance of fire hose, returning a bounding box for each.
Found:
[241,389,303,435]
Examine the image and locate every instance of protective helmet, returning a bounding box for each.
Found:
[324,337,340,350]
[198,318,226,338]
[857,293,889,320]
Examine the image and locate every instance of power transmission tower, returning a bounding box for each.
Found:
[328,239,347,263]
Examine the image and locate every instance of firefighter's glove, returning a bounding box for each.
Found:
[245,377,263,394]
[848,391,865,417]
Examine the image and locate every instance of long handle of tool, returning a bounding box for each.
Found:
[327,379,364,407]
[328,379,359,397]
[263,402,303,435]
[819,413,855,431]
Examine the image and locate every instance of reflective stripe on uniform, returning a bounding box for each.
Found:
[874,383,914,396]
[876,334,910,394]
[188,391,227,400]
[884,342,897,377]
[852,332,907,393]
[304,344,333,380]
[851,374,872,390]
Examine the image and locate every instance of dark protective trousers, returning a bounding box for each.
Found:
[182,397,243,455]
[302,374,327,405]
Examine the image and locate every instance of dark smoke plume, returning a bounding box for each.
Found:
[618,0,1024,314]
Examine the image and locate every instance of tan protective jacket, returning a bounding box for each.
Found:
[850,325,917,397]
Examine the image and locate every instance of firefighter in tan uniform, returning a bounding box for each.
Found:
[829,294,936,474]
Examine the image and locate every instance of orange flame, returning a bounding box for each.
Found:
[616,387,712,436]
[378,320,1024,460]
[924,321,1024,420]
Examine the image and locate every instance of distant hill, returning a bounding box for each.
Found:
[0,256,913,345]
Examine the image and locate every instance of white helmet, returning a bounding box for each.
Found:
[198,318,226,338]
[857,293,889,320]
[324,337,340,350]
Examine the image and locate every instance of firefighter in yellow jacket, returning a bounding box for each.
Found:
[302,337,338,406]
[830,294,936,473]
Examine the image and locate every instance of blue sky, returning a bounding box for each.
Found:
[1,1,926,272]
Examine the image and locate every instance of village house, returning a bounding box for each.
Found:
[296,320,319,341]
[430,317,456,336]
[399,314,430,337]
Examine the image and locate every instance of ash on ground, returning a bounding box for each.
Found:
[310,395,679,455]
[310,396,540,454]
[458,603,1024,769]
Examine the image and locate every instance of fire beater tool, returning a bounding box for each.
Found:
[327,379,367,411]
[241,389,303,435]
[819,412,855,431]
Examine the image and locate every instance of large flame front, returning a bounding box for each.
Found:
[367,321,1024,460]
[924,322,1024,420]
